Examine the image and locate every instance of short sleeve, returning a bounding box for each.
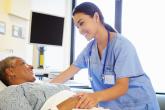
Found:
[73,40,95,69]
[73,47,88,69]
[114,37,144,79]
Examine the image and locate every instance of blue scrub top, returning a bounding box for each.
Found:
[73,33,160,110]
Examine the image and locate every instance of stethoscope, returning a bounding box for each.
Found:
[88,30,110,82]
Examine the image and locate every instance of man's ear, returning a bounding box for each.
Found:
[5,68,14,77]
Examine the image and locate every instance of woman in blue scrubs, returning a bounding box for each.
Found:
[51,2,160,110]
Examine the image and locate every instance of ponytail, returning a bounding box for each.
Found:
[104,23,117,32]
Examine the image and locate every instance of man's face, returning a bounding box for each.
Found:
[11,58,36,82]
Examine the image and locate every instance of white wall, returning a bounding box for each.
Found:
[31,0,72,71]
[0,0,73,69]
[0,0,33,64]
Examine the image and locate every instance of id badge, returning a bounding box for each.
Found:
[103,74,115,85]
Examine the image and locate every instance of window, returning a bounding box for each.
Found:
[73,0,116,85]
[122,0,165,93]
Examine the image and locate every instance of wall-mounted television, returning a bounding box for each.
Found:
[30,12,64,46]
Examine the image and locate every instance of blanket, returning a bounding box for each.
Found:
[41,90,110,110]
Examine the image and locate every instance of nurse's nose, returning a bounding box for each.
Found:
[78,27,83,34]
[79,27,85,36]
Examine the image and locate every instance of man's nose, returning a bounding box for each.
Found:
[29,65,33,69]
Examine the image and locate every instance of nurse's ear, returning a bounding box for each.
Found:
[93,12,100,23]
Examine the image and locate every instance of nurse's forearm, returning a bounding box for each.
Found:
[96,77,129,102]
[50,65,80,83]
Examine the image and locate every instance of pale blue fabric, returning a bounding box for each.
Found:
[73,33,160,110]
[0,82,69,110]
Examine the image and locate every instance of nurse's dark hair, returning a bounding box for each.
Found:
[0,56,19,86]
[73,2,117,32]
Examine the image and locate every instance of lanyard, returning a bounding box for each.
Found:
[88,30,110,78]
[102,30,110,76]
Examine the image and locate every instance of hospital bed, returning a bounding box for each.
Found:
[0,81,109,110]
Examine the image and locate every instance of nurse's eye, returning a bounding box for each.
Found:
[79,22,84,26]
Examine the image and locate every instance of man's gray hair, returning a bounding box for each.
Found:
[0,56,20,86]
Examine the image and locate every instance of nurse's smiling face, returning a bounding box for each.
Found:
[73,12,99,41]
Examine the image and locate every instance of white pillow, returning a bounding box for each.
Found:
[0,80,7,92]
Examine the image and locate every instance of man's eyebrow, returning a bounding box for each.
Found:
[19,60,25,64]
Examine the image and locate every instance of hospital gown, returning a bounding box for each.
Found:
[0,82,69,110]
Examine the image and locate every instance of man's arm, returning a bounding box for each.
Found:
[57,96,80,110]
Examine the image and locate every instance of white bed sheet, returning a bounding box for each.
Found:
[41,90,76,110]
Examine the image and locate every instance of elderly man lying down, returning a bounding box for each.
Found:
[0,56,108,110]
[0,82,74,110]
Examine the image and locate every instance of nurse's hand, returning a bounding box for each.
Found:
[75,92,99,109]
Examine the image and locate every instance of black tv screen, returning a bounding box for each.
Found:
[30,12,64,46]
